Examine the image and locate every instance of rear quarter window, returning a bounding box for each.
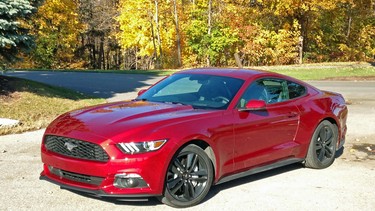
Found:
[288,81,306,99]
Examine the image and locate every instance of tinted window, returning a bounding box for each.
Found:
[153,77,202,97]
[238,78,291,107]
[262,79,288,103]
[288,81,306,99]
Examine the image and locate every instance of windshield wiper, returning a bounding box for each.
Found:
[162,101,191,106]
[133,98,148,101]
[164,101,184,105]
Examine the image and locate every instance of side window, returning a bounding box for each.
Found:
[288,81,306,99]
[262,79,288,103]
[238,80,268,107]
[238,78,290,107]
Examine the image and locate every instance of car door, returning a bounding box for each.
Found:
[233,78,300,171]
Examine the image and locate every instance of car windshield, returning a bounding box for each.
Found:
[138,73,244,109]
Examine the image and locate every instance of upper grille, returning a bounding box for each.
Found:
[44,135,109,162]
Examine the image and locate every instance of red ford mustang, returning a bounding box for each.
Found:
[40,68,348,207]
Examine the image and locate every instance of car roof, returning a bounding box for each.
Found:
[177,68,318,92]
[177,68,278,80]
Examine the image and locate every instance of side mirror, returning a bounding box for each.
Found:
[137,89,147,96]
[239,100,266,111]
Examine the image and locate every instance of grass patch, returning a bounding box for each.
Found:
[0,76,105,135]
[251,62,375,80]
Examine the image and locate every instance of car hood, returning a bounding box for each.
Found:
[45,100,215,141]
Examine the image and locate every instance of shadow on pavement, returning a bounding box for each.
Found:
[4,71,162,99]
[64,163,304,207]
[204,163,303,203]
[66,189,161,206]
[335,146,345,158]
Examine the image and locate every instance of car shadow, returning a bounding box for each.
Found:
[65,152,344,207]
[66,189,161,206]
[203,163,303,203]
[204,148,345,203]
[66,163,304,207]
[335,146,345,158]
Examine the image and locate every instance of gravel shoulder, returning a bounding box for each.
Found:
[1,80,375,210]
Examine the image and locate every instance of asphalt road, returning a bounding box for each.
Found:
[4,70,375,102]
[1,71,375,210]
[4,71,163,101]
[309,81,375,101]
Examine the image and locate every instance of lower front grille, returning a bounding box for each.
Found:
[48,166,104,186]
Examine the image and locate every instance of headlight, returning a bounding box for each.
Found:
[117,139,167,154]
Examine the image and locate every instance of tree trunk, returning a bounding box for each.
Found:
[207,0,212,66]
[92,36,97,69]
[297,13,308,55]
[154,0,163,68]
[234,53,243,68]
[150,15,158,67]
[98,36,104,69]
[106,45,110,69]
[173,0,182,67]
[346,16,352,38]
[135,46,138,70]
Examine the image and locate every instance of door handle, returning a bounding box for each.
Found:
[287,112,298,118]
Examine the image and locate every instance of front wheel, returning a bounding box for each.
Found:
[159,144,213,208]
[305,120,338,169]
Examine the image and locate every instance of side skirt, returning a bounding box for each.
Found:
[215,158,304,185]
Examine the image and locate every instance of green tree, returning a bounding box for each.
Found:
[184,0,239,66]
[0,0,38,68]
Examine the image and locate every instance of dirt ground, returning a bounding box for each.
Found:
[0,81,374,211]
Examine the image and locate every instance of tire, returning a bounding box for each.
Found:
[305,120,338,169]
[159,144,214,208]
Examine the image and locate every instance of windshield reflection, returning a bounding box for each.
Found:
[137,74,244,110]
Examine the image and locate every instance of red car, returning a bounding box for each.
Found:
[40,68,347,207]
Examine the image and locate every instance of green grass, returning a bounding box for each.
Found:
[13,62,375,80]
[0,76,105,135]
[250,62,375,80]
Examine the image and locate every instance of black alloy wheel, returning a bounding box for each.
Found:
[159,144,213,208]
[305,120,338,169]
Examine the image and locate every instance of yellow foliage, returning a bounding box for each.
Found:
[31,0,84,68]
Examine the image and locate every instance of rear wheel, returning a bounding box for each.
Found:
[305,120,338,169]
[159,144,213,208]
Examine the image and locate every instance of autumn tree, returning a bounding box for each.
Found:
[31,0,83,68]
[117,0,177,69]
[333,0,375,61]
[11,0,374,69]
[0,0,39,69]
[78,0,122,70]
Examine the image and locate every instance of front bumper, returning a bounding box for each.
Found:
[40,136,173,197]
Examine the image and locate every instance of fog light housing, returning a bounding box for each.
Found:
[114,173,148,188]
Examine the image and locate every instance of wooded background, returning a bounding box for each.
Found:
[7,0,375,70]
